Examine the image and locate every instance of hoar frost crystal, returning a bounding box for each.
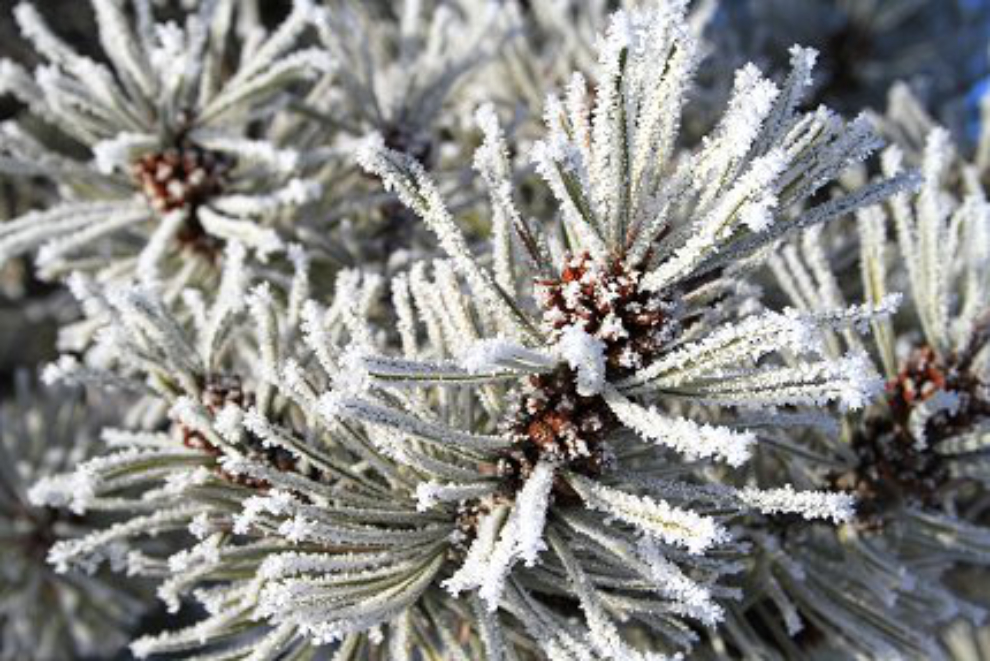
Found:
[2,1,988,660]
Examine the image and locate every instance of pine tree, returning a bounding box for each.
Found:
[1,2,987,660]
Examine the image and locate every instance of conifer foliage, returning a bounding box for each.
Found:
[0,1,988,660]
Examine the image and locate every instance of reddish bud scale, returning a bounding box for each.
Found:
[835,346,989,525]
[131,141,233,258]
[180,374,305,490]
[499,253,675,500]
[536,252,672,375]
[500,365,617,499]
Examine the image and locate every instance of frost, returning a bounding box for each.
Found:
[514,461,556,566]
[571,476,728,555]
[28,470,96,515]
[461,338,554,374]
[445,462,555,611]
[92,133,155,174]
[414,481,496,512]
[4,1,974,659]
[604,386,755,466]
[214,404,244,442]
[556,325,607,396]
[637,538,723,627]
[738,485,855,523]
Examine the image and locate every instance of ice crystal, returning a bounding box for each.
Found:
[5,3,985,660]
[348,4,910,656]
[0,376,145,660]
[0,0,327,284]
[728,105,990,659]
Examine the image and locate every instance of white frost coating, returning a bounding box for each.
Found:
[461,338,554,374]
[279,516,319,543]
[473,104,521,249]
[3,0,327,294]
[414,481,497,512]
[282,178,323,205]
[147,22,186,91]
[211,179,321,218]
[166,537,220,574]
[358,132,535,339]
[445,462,556,611]
[830,351,884,411]
[646,148,787,292]
[41,355,82,386]
[603,386,754,466]
[738,485,855,523]
[798,293,904,334]
[571,477,727,555]
[737,151,786,232]
[514,461,556,566]
[551,528,674,661]
[135,210,185,284]
[473,525,519,612]
[241,407,271,440]
[213,403,244,442]
[705,63,779,169]
[319,392,510,451]
[92,133,155,174]
[685,350,883,412]
[335,344,373,395]
[48,505,204,575]
[637,538,723,626]
[168,396,210,433]
[415,481,445,512]
[619,310,823,392]
[28,469,96,515]
[162,466,213,496]
[474,104,503,156]
[530,131,607,258]
[2,1,956,656]
[233,490,299,535]
[187,513,213,540]
[442,504,501,597]
[556,325,607,396]
[193,133,299,173]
